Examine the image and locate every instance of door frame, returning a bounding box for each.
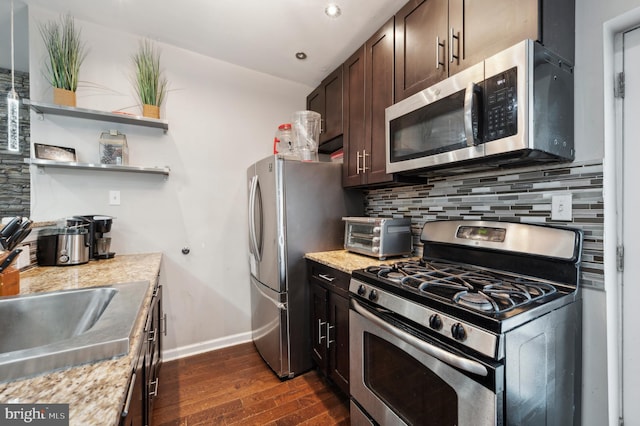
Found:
[604,7,640,426]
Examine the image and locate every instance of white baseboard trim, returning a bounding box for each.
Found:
[161,332,252,362]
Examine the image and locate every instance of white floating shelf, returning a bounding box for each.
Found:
[25,158,170,176]
[24,99,169,132]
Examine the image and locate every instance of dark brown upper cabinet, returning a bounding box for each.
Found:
[395,0,574,102]
[306,66,343,149]
[395,0,449,102]
[342,46,366,187]
[343,18,395,188]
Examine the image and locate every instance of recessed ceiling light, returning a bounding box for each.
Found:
[325,3,341,18]
[295,52,307,60]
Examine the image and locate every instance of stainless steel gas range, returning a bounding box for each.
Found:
[349,220,583,426]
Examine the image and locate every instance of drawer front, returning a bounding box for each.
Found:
[308,261,350,297]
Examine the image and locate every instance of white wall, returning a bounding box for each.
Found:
[0,0,29,72]
[27,6,312,356]
[575,0,640,161]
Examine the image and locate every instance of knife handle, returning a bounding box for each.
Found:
[0,248,22,274]
[0,217,22,239]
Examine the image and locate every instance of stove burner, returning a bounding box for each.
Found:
[385,271,406,280]
[454,291,499,312]
[367,261,425,283]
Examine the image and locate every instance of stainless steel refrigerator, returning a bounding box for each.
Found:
[247,155,361,379]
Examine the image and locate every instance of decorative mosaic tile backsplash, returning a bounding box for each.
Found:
[364,160,604,290]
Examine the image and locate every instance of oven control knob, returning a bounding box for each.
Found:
[357,285,367,296]
[368,289,378,301]
[429,314,443,331]
[451,323,467,341]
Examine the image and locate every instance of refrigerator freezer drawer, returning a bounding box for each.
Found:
[250,275,291,378]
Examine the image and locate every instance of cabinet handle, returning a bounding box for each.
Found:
[449,27,460,64]
[326,322,335,349]
[149,378,159,398]
[356,151,362,174]
[121,372,136,418]
[362,150,369,172]
[318,273,335,282]
[148,329,157,343]
[318,319,327,344]
[436,36,446,69]
[161,313,167,336]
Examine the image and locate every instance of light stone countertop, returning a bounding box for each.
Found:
[0,253,162,426]
[305,249,420,274]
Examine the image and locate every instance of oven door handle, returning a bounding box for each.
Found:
[352,299,488,377]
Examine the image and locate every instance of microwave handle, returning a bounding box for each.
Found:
[464,82,480,147]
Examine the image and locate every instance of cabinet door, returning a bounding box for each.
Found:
[342,47,366,187]
[395,0,448,102]
[306,87,323,118]
[146,285,162,420]
[321,66,344,144]
[328,293,350,395]
[120,349,145,426]
[448,0,539,75]
[310,283,329,369]
[365,18,395,186]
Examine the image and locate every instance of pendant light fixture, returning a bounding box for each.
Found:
[7,0,20,153]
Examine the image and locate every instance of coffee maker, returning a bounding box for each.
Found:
[67,215,115,259]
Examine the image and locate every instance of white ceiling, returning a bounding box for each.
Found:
[0,0,407,87]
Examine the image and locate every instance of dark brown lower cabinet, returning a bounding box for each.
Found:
[121,281,164,426]
[120,334,145,426]
[309,261,350,395]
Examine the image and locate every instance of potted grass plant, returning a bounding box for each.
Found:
[39,14,86,107]
[132,40,168,119]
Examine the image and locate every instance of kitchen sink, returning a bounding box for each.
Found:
[0,281,149,382]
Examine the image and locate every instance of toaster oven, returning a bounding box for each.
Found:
[342,217,412,260]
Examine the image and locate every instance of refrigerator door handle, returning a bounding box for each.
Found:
[248,175,262,262]
[248,175,256,257]
[252,279,287,310]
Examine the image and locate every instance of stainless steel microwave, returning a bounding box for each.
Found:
[385,40,574,175]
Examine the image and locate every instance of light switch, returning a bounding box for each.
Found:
[551,194,572,221]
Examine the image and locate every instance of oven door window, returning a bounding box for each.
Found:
[364,333,457,425]
[389,89,468,163]
[346,223,374,250]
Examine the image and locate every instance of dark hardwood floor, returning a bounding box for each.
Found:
[152,342,350,425]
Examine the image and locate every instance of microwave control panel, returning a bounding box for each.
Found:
[484,67,518,142]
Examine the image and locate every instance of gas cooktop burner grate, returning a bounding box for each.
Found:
[365,260,558,314]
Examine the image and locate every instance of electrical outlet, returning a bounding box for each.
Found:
[551,194,572,221]
[109,190,121,205]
